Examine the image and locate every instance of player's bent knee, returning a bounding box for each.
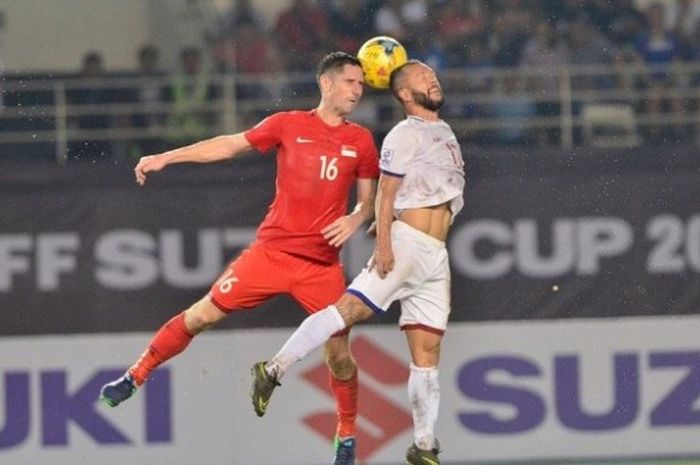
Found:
[336,293,374,324]
[325,346,352,362]
[184,298,227,333]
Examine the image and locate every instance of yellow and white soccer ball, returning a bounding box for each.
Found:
[357,36,408,90]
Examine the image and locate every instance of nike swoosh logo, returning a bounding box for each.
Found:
[296,137,314,143]
[257,397,268,411]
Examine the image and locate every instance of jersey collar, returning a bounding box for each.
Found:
[408,115,444,124]
[310,109,348,128]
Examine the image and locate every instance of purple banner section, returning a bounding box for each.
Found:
[457,350,700,434]
[0,367,171,449]
[1,145,700,335]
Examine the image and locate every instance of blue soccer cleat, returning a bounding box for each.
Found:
[99,373,137,407]
[333,435,356,465]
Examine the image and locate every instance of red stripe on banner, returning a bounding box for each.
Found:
[301,336,412,460]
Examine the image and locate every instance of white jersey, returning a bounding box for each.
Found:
[379,115,465,219]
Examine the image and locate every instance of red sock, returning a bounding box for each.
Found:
[330,370,358,438]
[128,312,194,385]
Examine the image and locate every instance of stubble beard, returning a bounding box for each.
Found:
[412,90,444,112]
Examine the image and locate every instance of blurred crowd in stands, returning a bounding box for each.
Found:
[4,0,700,162]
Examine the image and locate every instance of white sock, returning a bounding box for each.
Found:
[266,305,346,379]
[408,364,440,450]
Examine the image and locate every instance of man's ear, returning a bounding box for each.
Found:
[319,73,332,93]
[397,87,411,104]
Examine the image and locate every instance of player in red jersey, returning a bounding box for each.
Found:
[99,52,378,465]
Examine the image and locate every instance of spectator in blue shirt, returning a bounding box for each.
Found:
[634,2,686,141]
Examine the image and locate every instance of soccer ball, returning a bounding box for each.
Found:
[357,36,408,90]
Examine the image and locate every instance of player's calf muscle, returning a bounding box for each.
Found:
[325,353,356,379]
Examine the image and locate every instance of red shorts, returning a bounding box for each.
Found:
[209,242,348,333]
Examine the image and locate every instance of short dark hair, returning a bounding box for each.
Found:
[316,51,362,80]
[389,59,422,100]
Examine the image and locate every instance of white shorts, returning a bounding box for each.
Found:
[347,221,451,334]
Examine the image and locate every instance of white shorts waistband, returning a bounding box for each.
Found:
[392,220,446,249]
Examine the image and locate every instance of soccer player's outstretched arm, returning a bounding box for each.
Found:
[134,133,253,185]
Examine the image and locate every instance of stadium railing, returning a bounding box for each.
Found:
[1,62,699,164]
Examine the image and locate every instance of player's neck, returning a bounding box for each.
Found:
[315,105,345,127]
[407,106,439,122]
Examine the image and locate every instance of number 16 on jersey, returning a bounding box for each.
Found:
[319,155,338,180]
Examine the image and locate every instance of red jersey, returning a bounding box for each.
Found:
[244,110,379,264]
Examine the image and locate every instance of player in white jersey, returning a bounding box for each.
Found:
[251,61,464,465]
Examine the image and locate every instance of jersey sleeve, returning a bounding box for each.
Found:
[357,130,380,179]
[379,123,417,177]
[244,112,286,153]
